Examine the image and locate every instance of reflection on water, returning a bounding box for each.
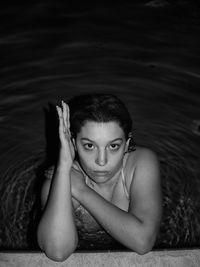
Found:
[0,1,200,250]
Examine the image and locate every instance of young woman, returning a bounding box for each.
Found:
[37,94,162,262]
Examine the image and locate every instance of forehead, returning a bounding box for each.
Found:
[77,121,125,140]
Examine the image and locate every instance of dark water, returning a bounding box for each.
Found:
[0,1,200,250]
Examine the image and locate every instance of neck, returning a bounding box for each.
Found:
[87,166,122,192]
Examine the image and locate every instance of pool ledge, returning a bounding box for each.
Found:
[0,249,200,266]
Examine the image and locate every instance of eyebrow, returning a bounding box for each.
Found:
[81,138,123,143]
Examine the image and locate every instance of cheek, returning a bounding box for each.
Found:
[78,153,95,175]
[107,150,125,169]
[112,147,126,167]
[77,148,93,167]
[79,153,90,164]
[113,153,124,168]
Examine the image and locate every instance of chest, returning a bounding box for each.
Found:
[111,172,131,211]
[87,169,132,212]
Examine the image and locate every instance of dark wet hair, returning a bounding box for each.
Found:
[68,93,135,151]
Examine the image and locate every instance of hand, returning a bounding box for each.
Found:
[56,101,75,169]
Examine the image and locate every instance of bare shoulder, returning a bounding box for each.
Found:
[125,147,161,203]
[135,147,159,168]
[128,146,162,223]
[129,147,161,213]
[126,147,159,179]
[132,146,159,164]
[132,146,160,181]
[124,147,159,194]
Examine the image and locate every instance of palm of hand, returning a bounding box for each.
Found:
[56,101,75,167]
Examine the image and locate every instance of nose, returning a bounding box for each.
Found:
[95,149,107,166]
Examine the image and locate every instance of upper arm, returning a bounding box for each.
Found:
[129,149,162,233]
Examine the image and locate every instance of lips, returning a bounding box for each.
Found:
[93,171,109,175]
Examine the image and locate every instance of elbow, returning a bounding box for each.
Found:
[37,231,78,262]
[45,244,76,262]
[134,234,156,255]
[42,238,78,262]
[136,242,153,255]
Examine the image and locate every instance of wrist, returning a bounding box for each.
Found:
[57,161,71,174]
[58,148,73,168]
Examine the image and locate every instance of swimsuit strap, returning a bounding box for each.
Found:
[121,168,130,201]
[121,153,130,201]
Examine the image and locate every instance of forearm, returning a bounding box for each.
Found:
[76,186,155,254]
[37,163,78,261]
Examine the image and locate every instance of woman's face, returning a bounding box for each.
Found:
[75,121,127,184]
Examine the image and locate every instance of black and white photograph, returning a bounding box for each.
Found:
[0,1,200,266]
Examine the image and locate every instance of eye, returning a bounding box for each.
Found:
[84,143,94,150]
[109,144,120,150]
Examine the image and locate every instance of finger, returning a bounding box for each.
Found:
[62,100,67,129]
[62,101,71,137]
[66,104,70,131]
[65,103,71,137]
[56,106,65,136]
[56,105,62,120]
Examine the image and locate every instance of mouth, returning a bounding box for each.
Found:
[93,171,109,176]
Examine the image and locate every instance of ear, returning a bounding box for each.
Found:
[125,132,132,152]
[125,138,130,152]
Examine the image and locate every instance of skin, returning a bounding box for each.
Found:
[75,121,126,184]
[37,101,162,262]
